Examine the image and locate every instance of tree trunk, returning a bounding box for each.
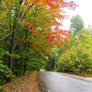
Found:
[9,27,16,71]
[9,7,18,71]
[23,29,28,74]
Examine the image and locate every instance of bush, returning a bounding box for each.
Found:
[0,60,14,85]
[57,46,92,75]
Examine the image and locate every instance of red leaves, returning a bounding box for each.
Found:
[46,36,54,42]
[5,0,12,3]
[59,46,64,50]
[60,42,63,45]
[57,44,64,50]
[57,44,60,48]
[64,39,68,42]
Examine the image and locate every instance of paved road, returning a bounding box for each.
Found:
[40,71,92,92]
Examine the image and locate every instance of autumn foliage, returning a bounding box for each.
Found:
[0,0,77,58]
[16,0,76,53]
[0,0,77,85]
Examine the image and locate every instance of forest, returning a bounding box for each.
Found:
[0,0,92,91]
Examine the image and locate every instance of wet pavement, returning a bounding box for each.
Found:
[40,71,92,92]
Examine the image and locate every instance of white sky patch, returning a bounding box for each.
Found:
[62,0,92,30]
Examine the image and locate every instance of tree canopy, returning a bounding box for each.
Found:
[0,0,76,84]
[70,15,84,36]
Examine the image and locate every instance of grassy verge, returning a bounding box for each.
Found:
[0,71,40,92]
[51,69,92,78]
[63,72,92,78]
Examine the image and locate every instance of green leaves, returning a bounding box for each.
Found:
[57,44,92,75]
[0,63,14,84]
[70,15,84,36]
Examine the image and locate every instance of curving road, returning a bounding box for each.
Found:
[40,71,92,92]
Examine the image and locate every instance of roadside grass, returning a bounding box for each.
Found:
[0,71,40,92]
[61,72,92,78]
[53,69,92,78]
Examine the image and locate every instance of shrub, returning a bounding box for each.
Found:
[57,46,92,75]
[0,60,14,85]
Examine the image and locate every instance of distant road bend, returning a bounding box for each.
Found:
[40,71,92,92]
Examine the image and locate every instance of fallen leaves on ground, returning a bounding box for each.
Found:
[2,71,40,92]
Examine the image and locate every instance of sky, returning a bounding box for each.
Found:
[62,0,92,30]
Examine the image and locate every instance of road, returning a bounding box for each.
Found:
[40,71,92,92]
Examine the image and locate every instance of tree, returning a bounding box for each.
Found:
[70,15,84,36]
[0,0,76,84]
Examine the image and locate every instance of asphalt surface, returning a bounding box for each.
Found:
[40,71,92,92]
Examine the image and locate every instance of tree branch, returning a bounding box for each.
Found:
[19,0,23,5]
[0,31,16,41]
[21,3,34,20]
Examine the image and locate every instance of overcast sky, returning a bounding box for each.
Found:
[62,0,92,30]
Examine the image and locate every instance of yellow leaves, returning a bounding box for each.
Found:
[82,32,88,39]
[37,0,44,4]
[25,0,31,4]
[0,12,6,18]
[78,42,83,48]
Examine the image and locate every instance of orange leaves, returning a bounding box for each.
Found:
[20,0,76,53]
[64,39,68,42]
[57,0,63,1]
[43,0,60,8]
[32,0,68,9]
[21,20,34,30]
[48,52,52,56]
[32,44,40,48]
[4,0,12,3]
[3,72,40,92]
[57,44,64,50]
[8,0,12,3]
[50,20,61,26]
[23,0,77,10]
[33,0,40,4]
[33,0,64,8]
